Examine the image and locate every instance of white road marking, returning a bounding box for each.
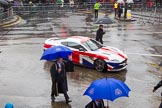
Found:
[126,52,162,57]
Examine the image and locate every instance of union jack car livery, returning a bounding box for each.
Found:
[43,36,127,72]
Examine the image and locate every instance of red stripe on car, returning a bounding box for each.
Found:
[44,44,53,49]
[101,47,126,59]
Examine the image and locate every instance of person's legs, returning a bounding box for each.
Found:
[96,36,99,41]
[94,9,97,18]
[114,9,117,17]
[124,9,127,19]
[63,90,69,100]
[61,82,72,104]
[118,10,120,18]
[63,89,72,104]
[118,12,121,19]
[159,101,162,108]
[100,38,103,44]
[51,78,55,100]
[96,10,98,18]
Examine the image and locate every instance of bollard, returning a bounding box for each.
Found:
[127,9,131,20]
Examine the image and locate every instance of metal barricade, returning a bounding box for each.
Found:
[1,2,161,24]
[136,6,162,25]
[0,8,14,22]
[12,3,114,14]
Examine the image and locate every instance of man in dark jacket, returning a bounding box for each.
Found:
[85,99,109,108]
[96,25,105,44]
[50,57,72,104]
[117,3,122,19]
[124,3,128,19]
[153,80,162,108]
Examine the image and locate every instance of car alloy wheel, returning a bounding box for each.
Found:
[94,59,106,72]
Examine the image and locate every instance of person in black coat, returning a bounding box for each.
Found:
[85,99,109,108]
[124,3,128,19]
[50,57,72,104]
[153,80,162,108]
[117,3,122,19]
[96,25,105,44]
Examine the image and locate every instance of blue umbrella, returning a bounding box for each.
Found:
[83,78,131,101]
[40,45,72,60]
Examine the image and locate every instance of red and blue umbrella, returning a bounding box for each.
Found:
[40,45,72,61]
[83,78,131,101]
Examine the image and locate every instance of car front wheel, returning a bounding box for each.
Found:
[94,59,106,72]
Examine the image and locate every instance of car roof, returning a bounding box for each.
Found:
[66,36,90,43]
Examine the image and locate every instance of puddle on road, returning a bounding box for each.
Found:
[85,13,93,22]
[51,101,71,108]
[151,46,162,55]
[43,61,128,85]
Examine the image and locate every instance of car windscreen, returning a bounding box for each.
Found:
[82,39,102,51]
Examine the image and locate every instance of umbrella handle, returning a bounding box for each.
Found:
[106,100,110,108]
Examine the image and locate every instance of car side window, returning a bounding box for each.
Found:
[61,42,68,46]
[67,42,86,51]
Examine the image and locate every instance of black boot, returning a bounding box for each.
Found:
[51,96,55,102]
[66,99,72,104]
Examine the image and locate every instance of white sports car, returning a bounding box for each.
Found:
[43,36,127,72]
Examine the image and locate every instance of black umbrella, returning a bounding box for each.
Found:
[0,0,9,5]
[95,16,115,24]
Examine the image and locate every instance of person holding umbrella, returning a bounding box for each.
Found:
[83,78,131,107]
[50,57,72,104]
[40,45,73,104]
[85,99,109,108]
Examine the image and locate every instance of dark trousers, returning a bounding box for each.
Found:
[118,12,121,18]
[118,8,122,18]
[114,9,117,17]
[51,78,56,97]
[61,81,69,101]
[51,78,69,101]
[159,101,162,108]
[94,9,98,18]
[124,9,127,19]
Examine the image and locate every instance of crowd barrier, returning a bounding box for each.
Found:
[0,8,14,22]
[12,3,114,13]
[11,2,162,13]
[0,2,161,22]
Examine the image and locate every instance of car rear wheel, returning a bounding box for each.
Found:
[94,59,106,72]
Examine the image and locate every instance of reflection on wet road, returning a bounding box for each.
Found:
[51,101,72,108]
[44,61,127,85]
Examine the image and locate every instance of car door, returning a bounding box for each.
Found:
[65,42,93,66]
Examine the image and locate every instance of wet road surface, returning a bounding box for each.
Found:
[0,11,162,108]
